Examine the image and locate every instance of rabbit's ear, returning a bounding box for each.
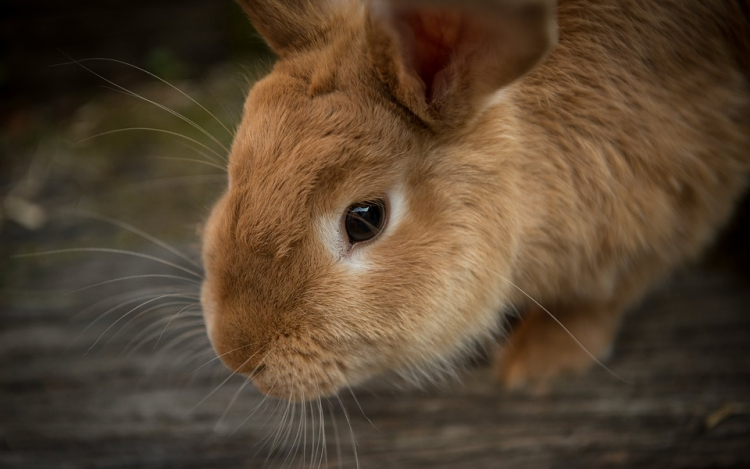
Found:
[236,0,348,56]
[366,0,557,129]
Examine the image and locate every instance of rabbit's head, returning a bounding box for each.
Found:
[201,0,556,401]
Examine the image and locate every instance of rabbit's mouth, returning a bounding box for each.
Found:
[202,283,354,401]
[248,349,349,402]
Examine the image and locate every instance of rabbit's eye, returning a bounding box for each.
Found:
[344,200,386,244]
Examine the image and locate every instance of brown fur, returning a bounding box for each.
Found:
[201,0,750,400]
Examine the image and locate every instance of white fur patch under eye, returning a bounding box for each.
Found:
[316,211,345,259]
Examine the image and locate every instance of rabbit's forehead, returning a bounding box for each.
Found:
[231,77,408,194]
[222,77,410,255]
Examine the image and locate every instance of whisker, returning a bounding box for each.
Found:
[123,307,200,354]
[245,379,284,443]
[152,326,209,365]
[308,400,317,469]
[326,399,343,469]
[89,293,197,352]
[75,289,183,341]
[280,395,304,469]
[301,399,309,469]
[498,274,632,384]
[334,392,359,469]
[204,80,242,130]
[188,343,270,414]
[115,174,227,192]
[156,156,228,172]
[153,321,207,353]
[72,288,162,323]
[57,55,231,155]
[98,83,231,165]
[231,372,279,437]
[265,390,295,467]
[311,399,321,469]
[254,395,284,464]
[67,274,200,295]
[14,248,203,279]
[76,127,226,161]
[317,395,327,469]
[61,210,203,269]
[154,303,202,348]
[55,57,235,138]
[180,348,216,380]
[173,139,230,168]
[138,327,209,385]
[214,375,253,431]
[275,389,301,469]
[116,300,196,345]
[345,384,377,432]
[191,343,257,374]
[163,331,213,373]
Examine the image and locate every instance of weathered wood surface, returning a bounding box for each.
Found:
[2,232,749,469]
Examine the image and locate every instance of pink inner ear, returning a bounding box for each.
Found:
[398,9,470,103]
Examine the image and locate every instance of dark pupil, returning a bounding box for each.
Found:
[345,200,385,243]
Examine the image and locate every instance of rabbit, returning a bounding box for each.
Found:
[199,0,750,401]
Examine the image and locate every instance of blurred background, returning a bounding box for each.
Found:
[1,0,272,251]
[2,1,750,468]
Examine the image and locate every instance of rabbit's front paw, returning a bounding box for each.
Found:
[494,302,620,391]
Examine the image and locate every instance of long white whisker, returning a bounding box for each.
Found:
[75,290,180,341]
[55,57,235,138]
[345,384,376,431]
[62,210,203,269]
[76,127,225,161]
[156,156,227,172]
[498,274,632,384]
[153,303,201,348]
[215,376,253,431]
[96,84,230,162]
[177,347,215,377]
[115,174,226,192]
[139,327,208,383]
[123,307,200,354]
[301,400,309,469]
[191,343,257,374]
[280,397,304,469]
[153,322,207,354]
[188,343,269,414]
[310,399,319,469]
[68,274,200,295]
[232,371,279,437]
[317,395,327,469]
[334,392,359,469]
[58,55,230,155]
[115,300,196,346]
[173,139,230,168]
[15,248,203,279]
[267,391,295,467]
[89,293,195,352]
[247,380,284,446]
[326,399,343,469]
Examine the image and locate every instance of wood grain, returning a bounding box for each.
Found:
[2,245,749,468]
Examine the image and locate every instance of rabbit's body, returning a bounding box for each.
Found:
[491,1,750,383]
[201,0,750,400]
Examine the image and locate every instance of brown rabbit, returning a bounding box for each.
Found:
[200,0,750,401]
